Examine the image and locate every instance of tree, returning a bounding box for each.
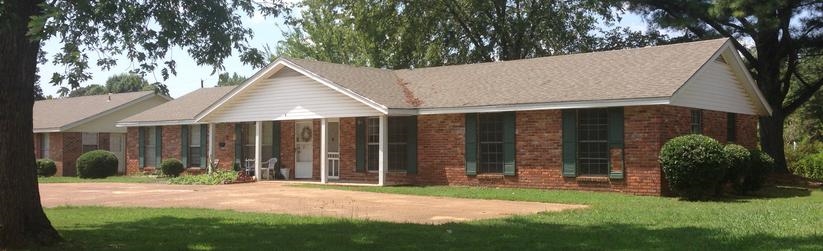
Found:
[625,1,823,171]
[216,72,247,86]
[0,0,287,248]
[277,0,665,69]
[66,73,171,97]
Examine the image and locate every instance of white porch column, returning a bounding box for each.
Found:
[207,123,215,173]
[378,115,388,186]
[255,121,262,181]
[320,118,328,184]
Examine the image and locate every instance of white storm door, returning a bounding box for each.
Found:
[295,121,314,179]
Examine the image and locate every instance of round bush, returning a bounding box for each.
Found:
[659,135,728,200]
[36,159,57,177]
[723,144,751,194]
[76,150,118,179]
[794,152,823,181]
[744,149,774,191]
[160,158,185,177]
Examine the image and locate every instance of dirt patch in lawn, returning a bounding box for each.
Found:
[40,182,587,224]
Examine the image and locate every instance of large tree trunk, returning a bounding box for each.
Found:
[0,0,62,249]
[759,110,788,173]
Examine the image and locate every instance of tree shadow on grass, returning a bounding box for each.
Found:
[41,215,822,251]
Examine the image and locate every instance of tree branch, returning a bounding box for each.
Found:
[445,0,494,62]
[784,74,823,114]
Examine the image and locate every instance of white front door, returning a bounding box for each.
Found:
[109,133,126,174]
[327,121,340,179]
[295,121,313,179]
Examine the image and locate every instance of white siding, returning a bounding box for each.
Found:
[204,69,381,122]
[671,57,760,115]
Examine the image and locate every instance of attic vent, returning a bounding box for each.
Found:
[714,56,727,64]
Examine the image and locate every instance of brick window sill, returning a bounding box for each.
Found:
[476,173,505,179]
[576,175,610,183]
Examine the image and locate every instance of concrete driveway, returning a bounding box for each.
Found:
[40,182,587,224]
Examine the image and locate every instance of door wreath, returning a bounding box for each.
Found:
[300,126,312,142]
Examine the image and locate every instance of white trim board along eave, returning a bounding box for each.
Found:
[194,58,388,123]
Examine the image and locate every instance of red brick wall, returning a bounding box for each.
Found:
[702,110,728,144]
[280,121,295,177]
[126,127,140,175]
[213,123,237,171]
[60,132,82,176]
[736,114,758,149]
[160,125,182,162]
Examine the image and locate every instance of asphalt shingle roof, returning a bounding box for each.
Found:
[34,91,155,131]
[120,86,236,124]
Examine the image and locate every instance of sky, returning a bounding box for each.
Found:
[37,9,651,99]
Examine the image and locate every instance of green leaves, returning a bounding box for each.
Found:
[32,0,287,89]
[277,0,661,69]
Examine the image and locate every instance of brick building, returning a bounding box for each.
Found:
[33,91,170,176]
[117,38,770,195]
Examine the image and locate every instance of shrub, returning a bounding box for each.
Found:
[660,135,727,200]
[168,170,238,185]
[743,149,774,192]
[232,162,241,172]
[76,150,118,179]
[794,152,823,181]
[723,144,751,194]
[160,158,185,177]
[36,159,57,177]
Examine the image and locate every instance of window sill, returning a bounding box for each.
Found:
[476,173,505,179]
[576,175,610,183]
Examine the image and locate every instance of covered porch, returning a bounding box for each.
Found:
[195,60,416,186]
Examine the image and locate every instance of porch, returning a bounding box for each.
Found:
[206,116,414,186]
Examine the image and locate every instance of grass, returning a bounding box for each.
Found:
[38,185,823,250]
[38,175,165,184]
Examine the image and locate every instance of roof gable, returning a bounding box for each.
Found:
[33,91,168,132]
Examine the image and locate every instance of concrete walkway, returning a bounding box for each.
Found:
[40,182,587,224]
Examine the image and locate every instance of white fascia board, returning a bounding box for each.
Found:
[115,119,201,127]
[33,128,61,133]
[416,97,671,115]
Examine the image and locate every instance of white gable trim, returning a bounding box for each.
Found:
[670,40,772,116]
[195,58,387,122]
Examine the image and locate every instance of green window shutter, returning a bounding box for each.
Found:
[562,110,577,177]
[235,123,243,165]
[200,124,208,167]
[727,113,736,142]
[608,107,625,179]
[503,112,516,176]
[465,113,478,176]
[355,117,366,172]
[406,116,418,174]
[138,127,145,168]
[155,126,163,166]
[181,125,189,167]
[272,121,281,160]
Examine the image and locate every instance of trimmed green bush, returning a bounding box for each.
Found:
[660,135,728,200]
[76,150,118,179]
[723,144,751,195]
[168,170,238,185]
[794,152,823,181]
[36,159,57,177]
[160,158,185,177]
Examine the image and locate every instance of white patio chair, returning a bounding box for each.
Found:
[261,158,278,180]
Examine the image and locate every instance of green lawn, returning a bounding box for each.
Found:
[38,176,165,184]
[40,186,823,250]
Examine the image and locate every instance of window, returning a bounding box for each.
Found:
[577,109,609,176]
[40,133,50,159]
[144,128,157,167]
[82,132,99,153]
[366,118,380,171]
[188,125,208,167]
[240,122,273,162]
[478,113,504,174]
[691,109,703,134]
[388,118,408,171]
[727,113,736,142]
